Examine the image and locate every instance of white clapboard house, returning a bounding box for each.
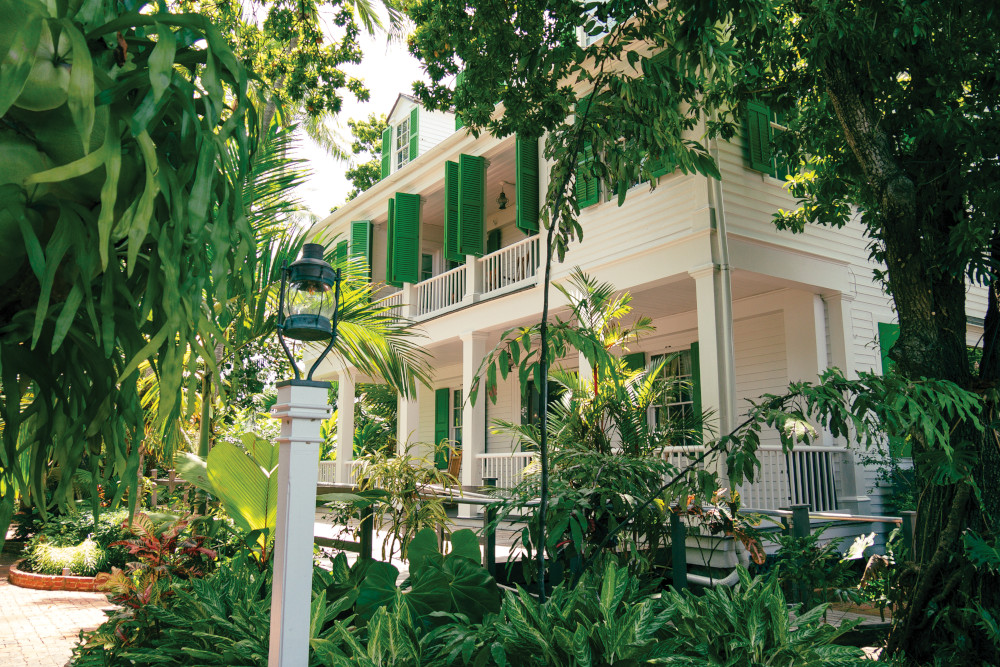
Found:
[308,86,985,532]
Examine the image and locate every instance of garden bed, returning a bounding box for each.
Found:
[8,558,111,592]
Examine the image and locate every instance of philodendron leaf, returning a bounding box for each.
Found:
[406,527,443,573]
[448,529,482,565]
[355,560,401,620]
[172,451,213,495]
[206,441,276,542]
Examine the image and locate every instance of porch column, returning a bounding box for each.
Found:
[463,253,483,304]
[460,331,488,517]
[689,265,737,482]
[336,371,356,483]
[824,292,869,514]
[402,281,418,318]
[397,391,420,455]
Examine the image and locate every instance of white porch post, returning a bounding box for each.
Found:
[336,372,356,483]
[460,331,488,517]
[463,253,483,304]
[268,381,331,667]
[402,282,418,318]
[397,390,420,455]
[689,265,737,484]
[824,292,869,514]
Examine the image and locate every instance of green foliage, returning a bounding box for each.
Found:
[0,0,254,532]
[26,536,105,576]
[659,568,867,666]
[350,441,459,559]
[769,525,858,609]
[173,0,376,119]
[174,432,278,556]
[345,113,388,201]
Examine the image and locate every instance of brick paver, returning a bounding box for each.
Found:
[0,553,113,667]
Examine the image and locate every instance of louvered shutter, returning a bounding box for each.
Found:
[574,96,600,208]
[434,388,450,468]
[515,135,539,234]
[335,240,347,267]
[454,71,465,130]
[576,143,600,208]
[393,192,421,284]
[386,198,401,287]
[444,161,462,263]
[409,107,419,161]
[380,127,391,179]
[350,220,372,279]
[689,342,702,444]
[458,154,485,257]
[745,100,774,174]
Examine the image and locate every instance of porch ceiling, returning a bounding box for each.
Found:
[627,269,817,320]
[399,138,517,232]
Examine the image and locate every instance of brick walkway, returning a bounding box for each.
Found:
[0,550,113,667]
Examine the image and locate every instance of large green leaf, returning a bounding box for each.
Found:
[172,451,213,495]
[206,441,277,542]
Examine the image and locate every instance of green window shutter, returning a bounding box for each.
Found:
[335,240,347,266]
[386,198,401,287]
[878,322,900,374]
[486,228,501,254]
[454,71,465,130]
[877,322,909,457]
[350,220,373,279]
[393,192,421,284]
[409,107,419,161]
[689,342,702,444]
[458,153,485,257]
[623,352,645,372]
[434,387,450,468]
[515,135,539,234]
[380,127,391,179]
[444,160,462,263]
[745,100,774,175]
[576,143,601,208]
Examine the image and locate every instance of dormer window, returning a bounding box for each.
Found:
[395,118,411,170]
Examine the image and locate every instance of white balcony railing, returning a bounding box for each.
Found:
[380,290,404,317]
[317,459,364,485]
[480,236,541,295]
[415,264,467,317]
[478,451,538,489]
[660,444,843,512]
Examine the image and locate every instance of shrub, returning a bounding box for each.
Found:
[26,536,106,576]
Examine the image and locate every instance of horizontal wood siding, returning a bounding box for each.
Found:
[734,311,787,454]
[420,108,455,155]
[557,171,702,278]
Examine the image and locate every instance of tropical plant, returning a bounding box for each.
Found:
[659,568,868,666]
[348,441,459,559]
[25,536,106,576]
[769,525,857,609]
[173,432,279,558]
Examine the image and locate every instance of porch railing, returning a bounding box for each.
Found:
[380,290,404,317]
[659,444,843,512]
[415,264,466,317]
[480,236,541,295]
[478,452,538,489]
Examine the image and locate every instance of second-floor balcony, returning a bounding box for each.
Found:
[381,235,541,321]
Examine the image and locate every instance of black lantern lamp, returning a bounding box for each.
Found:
[496,185,508,210]
[277,243,342,381]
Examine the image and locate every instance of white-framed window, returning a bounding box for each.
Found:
[650,350,694,432]
[451,388,463,447]
[395,119,410,170]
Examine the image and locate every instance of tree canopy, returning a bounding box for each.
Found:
[344,113,387,202]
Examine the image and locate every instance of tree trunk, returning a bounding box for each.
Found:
[825,59,999,663]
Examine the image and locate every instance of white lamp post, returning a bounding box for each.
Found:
[268,243,341,666]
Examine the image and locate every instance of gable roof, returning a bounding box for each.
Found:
[387,94,419,122]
